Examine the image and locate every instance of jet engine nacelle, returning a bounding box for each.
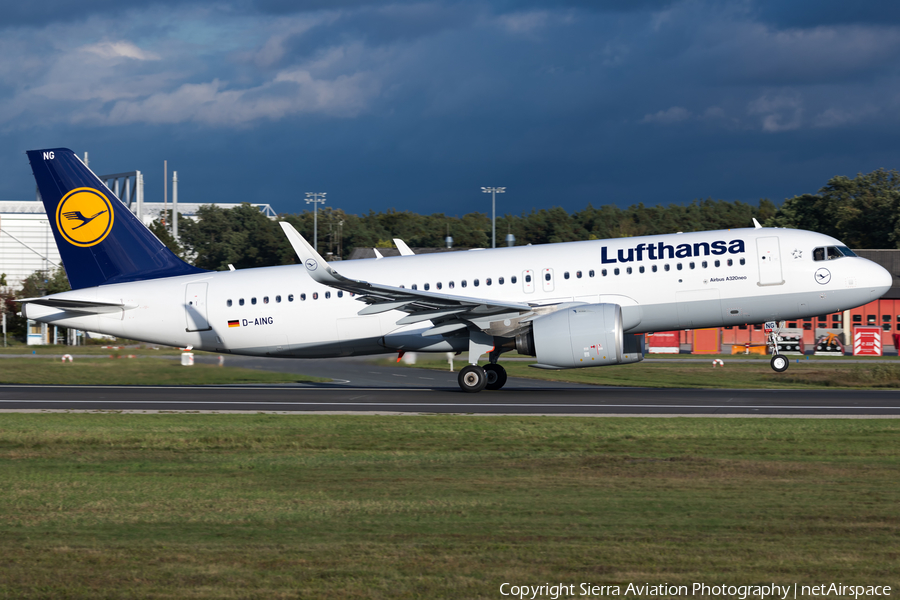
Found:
[516,303,643,369]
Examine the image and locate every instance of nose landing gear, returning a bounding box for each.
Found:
[766,321,790,373]
[770,354,789,372]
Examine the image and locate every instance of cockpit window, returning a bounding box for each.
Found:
[814,246,854,261]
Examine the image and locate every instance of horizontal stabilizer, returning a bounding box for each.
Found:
[18,296,134,316]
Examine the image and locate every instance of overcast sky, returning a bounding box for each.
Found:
[1,0,899,217]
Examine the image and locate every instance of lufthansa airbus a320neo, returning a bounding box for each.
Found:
[20,148,892,392]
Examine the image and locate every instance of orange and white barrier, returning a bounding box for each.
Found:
[853,327,883,356]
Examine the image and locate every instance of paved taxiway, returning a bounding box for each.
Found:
[2,355,898,415]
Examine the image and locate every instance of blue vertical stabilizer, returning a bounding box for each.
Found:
[26,148,206,290]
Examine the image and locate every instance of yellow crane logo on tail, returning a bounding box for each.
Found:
[55,187,115,247]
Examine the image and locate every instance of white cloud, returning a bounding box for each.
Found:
[747,92,803,132]
[82,41,160,61]
[497,11,551,34]
[99,68,380,126]
[641,106,690,124]
[812,105,879,128]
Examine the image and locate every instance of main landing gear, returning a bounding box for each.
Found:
[457,363,508,393]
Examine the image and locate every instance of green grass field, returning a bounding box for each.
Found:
[0,415,897,598]
[391,354,900,389]
[0,357,325,385]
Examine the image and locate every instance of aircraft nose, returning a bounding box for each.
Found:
[867,260,893,298]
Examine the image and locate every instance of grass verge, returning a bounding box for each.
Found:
[0,415,897,598]
[0,358,326,385]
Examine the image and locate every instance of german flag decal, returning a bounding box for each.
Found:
[228,320,240,328]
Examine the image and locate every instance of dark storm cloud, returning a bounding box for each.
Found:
[753,0,900,28]
[0,0,899,218]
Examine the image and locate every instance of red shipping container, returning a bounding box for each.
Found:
[647,331,680,354]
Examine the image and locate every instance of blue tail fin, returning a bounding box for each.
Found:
[26,148,206,290]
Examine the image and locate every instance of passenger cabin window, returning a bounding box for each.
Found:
[474,279,479,287]
[564,272,570,280]
[298,294,303,301]
[626,267,632,274]
[325,291,331,299]
[524,275,531,283]
[227,299,233,307]
[589,270,595,277]
[461,280,467,288]
[498,277,504,285]
[338,291,343,298]
[544,273,551,281]
[449,282,455,289]
[276,295,281,303]
[664,264,670,272]
[576,271,582,278]
[486,278,492,286]
[437,282,443,289]
[651,265,657,273]
[614,268,620,275]
[263,296,269,304]
[313,292,318,300]
[424,283,430,291]
[239,298,245,306]
[601,269,607,276]
[251,297,257,305]
[511,276,517,284]
[740,258,746,265]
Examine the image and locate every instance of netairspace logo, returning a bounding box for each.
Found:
[498,582,892,599]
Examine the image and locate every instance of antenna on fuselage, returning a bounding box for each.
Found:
[752,218,762,229]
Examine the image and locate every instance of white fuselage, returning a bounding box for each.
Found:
[25,227,891,358]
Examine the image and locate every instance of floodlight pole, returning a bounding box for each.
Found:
[305,192,327,252]
[481,187,505,248]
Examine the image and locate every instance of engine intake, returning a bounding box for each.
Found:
[516,303,643,369]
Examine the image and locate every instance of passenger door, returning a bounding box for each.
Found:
[184,282,210,331]
[756,237,784,286]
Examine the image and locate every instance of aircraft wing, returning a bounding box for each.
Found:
[280,223,534,329]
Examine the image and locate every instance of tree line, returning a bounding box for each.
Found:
[150,168,900,272]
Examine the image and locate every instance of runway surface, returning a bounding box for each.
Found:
[2,384,900,415]
[2,354,898,415]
